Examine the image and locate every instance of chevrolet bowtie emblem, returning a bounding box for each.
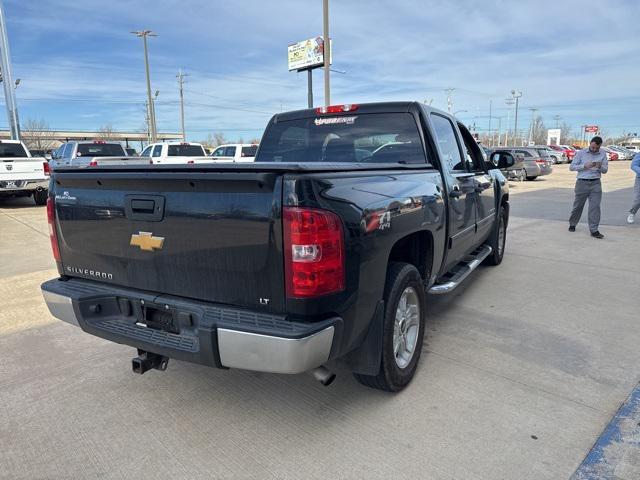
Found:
[130,232,164,251]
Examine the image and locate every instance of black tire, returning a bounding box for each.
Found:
[484,205,507,266]
[526,176,537,181]
[353,262,426,392]
[33,189,48,206]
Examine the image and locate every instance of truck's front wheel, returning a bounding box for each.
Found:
[353,262,425,392]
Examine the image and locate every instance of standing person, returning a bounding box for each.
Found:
[627,151,640,224]
[568,136,608,238]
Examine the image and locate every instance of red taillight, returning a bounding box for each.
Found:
[315,104,358,114]
[535,159,546,164]
[88,160,98,167]
[46,197,61,262]
[43,161,51,176]
[93,140,106,144]
[283,207,345,298]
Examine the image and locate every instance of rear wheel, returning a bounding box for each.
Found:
[353,262,426,392]
[33,189,48,206]
[485,205,507,266]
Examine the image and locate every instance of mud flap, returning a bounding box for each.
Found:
[340,300,385,376]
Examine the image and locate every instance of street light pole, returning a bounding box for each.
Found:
[488,100,492,146]
[0,0,20,140]
[511,90,522,146]
[177,69,189,141]
[504,97,514,146]
[323,0,330,107]
[132,30,158,141]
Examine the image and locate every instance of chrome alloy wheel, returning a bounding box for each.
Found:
[393,287,421,369]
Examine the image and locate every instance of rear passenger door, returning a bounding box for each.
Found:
[429,113,477,270]
[458,124,496,243]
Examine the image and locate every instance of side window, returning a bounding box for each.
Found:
[63,143,73,158]
[515,150,531,158]
[430,114,465,172]
[152,145,162,157]
[140,146,152,157]
[212,147,225,157]
[224,146,237,157]
[458,123,486,172]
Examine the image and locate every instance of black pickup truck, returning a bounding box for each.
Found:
[41,102,515,392]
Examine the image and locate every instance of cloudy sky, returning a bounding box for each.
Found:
[3,0,640,142]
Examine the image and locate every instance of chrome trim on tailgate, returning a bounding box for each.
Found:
[42,290,79,326]
[217,326,335,374]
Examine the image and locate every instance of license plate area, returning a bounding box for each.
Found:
[137,302,179,334]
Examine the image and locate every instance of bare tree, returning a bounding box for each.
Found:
[22,118,56,153]
[97,124,116,140]
[560,122,573,144]
[248,137,261,144]
[212,132,227,146]
[530,116,547,145]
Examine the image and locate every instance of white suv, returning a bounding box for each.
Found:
[140,142,208,164]
[210,144,258,162]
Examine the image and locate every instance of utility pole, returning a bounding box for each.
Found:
[0,1,20,140]
[144,101,151,143]
[322,0,330,107]
[488,100,493,146]
[504,97,514,146]
[445,88,455,113]
[511,90,522,146]
[554,114,561,129]
[528,108,538,145]
[176,69,189,140]
[131,30,158,141]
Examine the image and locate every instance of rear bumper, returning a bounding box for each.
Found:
[0,179,48,193]
[41,278,340,375]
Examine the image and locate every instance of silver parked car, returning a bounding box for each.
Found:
[50,141,128,169]
[534,145,566,164]
[490,147,553,181]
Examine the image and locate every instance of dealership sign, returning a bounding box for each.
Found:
[584,125,599,133]
[287,36,332,71]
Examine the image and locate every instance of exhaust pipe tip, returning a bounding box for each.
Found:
[310,366,336,386]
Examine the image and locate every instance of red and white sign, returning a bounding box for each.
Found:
[585,125,599,133]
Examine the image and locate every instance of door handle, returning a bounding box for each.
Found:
[449,186,462,198]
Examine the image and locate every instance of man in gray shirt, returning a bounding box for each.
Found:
[568,136,608,238]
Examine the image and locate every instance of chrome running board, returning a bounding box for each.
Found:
[428,245,492,295]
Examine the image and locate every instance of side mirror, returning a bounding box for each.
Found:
[490,151,516,169]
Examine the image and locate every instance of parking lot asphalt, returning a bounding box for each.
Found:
[1,162,638,479]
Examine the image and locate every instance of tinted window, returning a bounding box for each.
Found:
[140,146,152,157]
[515,150,532,157]
[212,147,225,157]
[430,114,465,172]
[0,143,28,157]
[167,144,205,156]
[76,143,125,157]
[224,146,237,157]
[536,148,550,157]
[241,145,257,157]
[256,113,427,164]
[152,145,163,157]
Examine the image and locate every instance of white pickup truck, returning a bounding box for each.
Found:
[210,143,258,162]
[140,141,209,164]
[0,140,49,205]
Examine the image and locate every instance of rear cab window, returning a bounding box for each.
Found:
[76,143,125,157]
[0,143,28,157]
[256,113,428,164]
[241,145,257,157]
[167,144,206,156]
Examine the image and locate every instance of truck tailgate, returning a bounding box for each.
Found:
[53,171,284,311]
[0,158,47,181]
